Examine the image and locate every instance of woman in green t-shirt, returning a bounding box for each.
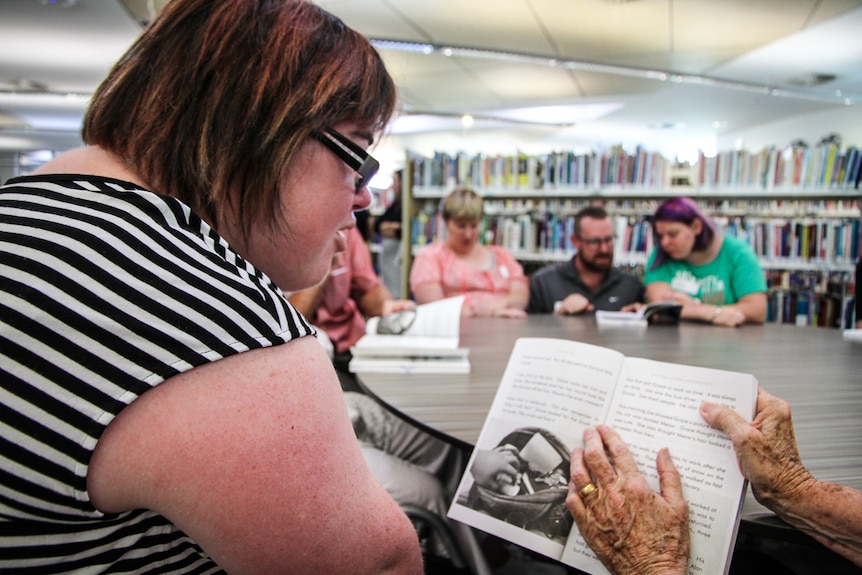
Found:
[645,196,767,326]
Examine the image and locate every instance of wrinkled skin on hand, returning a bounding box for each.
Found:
[700,388,814,512]
[566,426,690,575]
[701,388,862,566]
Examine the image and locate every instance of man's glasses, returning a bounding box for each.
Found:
[577,235,616,248]
[315,128,379,193]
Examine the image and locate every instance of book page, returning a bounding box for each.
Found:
[350,334,461,354]
[348,354,470,374]
[596,302,682,328]
[365,295,464,338]
[595,309,648,329]
[449,338,625,562]
[354,296,465,355]
[561,357,757,575]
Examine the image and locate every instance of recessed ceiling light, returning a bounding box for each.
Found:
[648,122,684,130]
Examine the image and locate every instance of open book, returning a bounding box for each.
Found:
[595,301,683,328]
[448,337,757,575]
[348,295,469,374]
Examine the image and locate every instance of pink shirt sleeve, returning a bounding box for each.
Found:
[316,227,380,354]
[347,227,381,297]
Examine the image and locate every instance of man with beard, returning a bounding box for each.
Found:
[527,206,645,314]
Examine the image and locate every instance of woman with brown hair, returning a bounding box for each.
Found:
[0,1,421,573]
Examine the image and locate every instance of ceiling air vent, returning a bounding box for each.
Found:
[786,73,838,88]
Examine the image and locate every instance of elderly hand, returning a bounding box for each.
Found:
[700,388,815,510]
[567,426,689,575]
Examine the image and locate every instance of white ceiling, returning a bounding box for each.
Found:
[1,0,861,160]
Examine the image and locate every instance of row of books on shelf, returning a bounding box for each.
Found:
[474,198,861,218]
[697,140,862,192]
[407,137,862,194]
[765,268,853,296]
[411,211,862,265]
[409,146,670,191]
[720,216,862,263]
[766,276,855,328]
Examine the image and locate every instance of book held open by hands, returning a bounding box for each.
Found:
[448,337,757,575]
[349,296,470,374]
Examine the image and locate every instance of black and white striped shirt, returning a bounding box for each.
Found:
[0,174,314,573]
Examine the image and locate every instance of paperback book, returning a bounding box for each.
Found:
[349,296,469,374]
[448,337,757,575]
[595,301,683,328]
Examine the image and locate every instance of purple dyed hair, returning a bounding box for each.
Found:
[649,196,716,271]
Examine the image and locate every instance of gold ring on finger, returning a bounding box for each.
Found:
[579,482,598,499]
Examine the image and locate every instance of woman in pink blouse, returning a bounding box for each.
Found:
[409,187,529,318]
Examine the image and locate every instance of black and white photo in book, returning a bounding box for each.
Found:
[457,426,573,544]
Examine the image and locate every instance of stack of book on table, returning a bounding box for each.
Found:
[349,295,469,374]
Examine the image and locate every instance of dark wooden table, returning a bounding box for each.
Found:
[357,315,862,559]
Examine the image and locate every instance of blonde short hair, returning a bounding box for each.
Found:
[441,187,484,222]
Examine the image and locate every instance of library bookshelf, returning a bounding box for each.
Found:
[398,143,862,328]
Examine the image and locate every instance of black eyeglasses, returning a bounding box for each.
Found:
[577,235,616,248]
[315,128,380,193]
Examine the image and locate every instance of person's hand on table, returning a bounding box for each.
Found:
[707,304,746,327]
[466,297,527,319]
[566,425,690,575]
[648,290,696,307]
[493,307,528,319]
[555,293,593,315]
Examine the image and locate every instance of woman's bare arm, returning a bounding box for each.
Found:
[89,337,422,575]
